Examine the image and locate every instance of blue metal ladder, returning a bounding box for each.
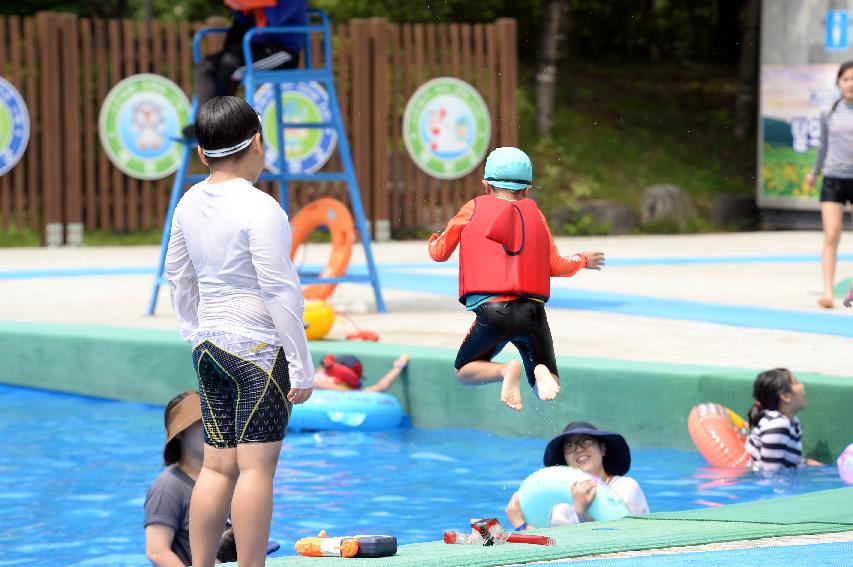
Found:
[147,9,386,315]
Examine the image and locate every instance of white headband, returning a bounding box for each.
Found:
[202,136,255,158]
[201,114,262,158]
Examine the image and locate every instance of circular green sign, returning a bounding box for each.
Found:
[0,76,29,177]
[98,74,191,180]
[403,77,491,180]
[254,81,337,174]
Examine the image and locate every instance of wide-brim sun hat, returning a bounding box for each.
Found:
[164,390,202,462]
[483,147,534,191]
[542,421,631,476]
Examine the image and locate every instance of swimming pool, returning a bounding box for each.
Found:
[0,384,844,566]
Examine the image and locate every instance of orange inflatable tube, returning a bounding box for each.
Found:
[290,197,355,301]
[688,403,750,468]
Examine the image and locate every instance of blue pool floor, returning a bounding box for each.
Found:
[0,384,845,567]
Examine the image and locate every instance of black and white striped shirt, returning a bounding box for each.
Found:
[745,410,802,472]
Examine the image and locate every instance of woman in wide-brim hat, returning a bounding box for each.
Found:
[144,391,206,566]
[506,421,649,528]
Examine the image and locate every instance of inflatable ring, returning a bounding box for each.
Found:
[289,390,405,431]
[290,198,355,301]
[517,466,629,527]
[688,403,750,468]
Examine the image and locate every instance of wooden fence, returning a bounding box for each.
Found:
[0,12,517,244]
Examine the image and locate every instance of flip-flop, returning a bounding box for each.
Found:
[818,297,834,309]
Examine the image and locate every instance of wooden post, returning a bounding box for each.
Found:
[0,17,10,230]
[108,18,124,231]
[350,19,372,233]
[37,12,63,245]
[23,17,40,232]
[8,16,27,231]
[61,13,83,245]
[94,18,111,231]
[370,18,389,241]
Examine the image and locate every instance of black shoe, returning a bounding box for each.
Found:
[181,123,196,140]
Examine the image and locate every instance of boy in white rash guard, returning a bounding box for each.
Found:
[166,96,313,567]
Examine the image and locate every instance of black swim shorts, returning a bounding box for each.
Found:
[820,176,853,205]
[454,298,558,387]
[192,340,292,448]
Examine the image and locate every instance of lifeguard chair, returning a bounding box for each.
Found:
[147,6,386,315]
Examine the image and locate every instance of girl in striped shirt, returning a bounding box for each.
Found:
[745,368,822,472]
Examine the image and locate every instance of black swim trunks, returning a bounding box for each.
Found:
[820,176,853,204]
[454,298,558,387]
[193,340,292,448]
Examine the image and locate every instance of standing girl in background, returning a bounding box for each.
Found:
[745,368,822,472]
[805,61,853,309]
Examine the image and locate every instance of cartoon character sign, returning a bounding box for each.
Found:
[99,74,190,180]
[403,77,490,180]
[254,81,337,175]
[130,100,166,151]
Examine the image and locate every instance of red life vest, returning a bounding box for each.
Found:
[322,354,363,389]
[458,195,551,303]
[223,0,276,27]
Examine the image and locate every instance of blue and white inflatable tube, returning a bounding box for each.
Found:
[289,390,405,431]
[517,466,629,527]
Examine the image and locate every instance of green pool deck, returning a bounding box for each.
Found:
[1,320,852,460]
[226,487,853,566]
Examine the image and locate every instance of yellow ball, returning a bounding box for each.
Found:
[303,300,335,340]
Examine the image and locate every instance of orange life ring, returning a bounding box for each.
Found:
[688,403,750,468]
[290,197,354,301]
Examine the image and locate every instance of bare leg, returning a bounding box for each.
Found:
[533,364,560,401]
[456,359,523,411]
[189,445,238,567]
[820,202,844,308]
[232,441,282,567]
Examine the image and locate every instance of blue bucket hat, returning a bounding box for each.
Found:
[483,147,533,191]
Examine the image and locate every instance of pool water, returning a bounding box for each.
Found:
[0,385,844,566]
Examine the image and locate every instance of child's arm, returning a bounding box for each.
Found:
[165,210,199,342]
[428,200,475,262]
[539,212,605,276]
[365,354,409,392]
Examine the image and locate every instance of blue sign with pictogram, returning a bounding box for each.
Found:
[826,10,849,51]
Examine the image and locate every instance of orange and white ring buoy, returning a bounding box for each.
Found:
[688,403,750,468]
[290,197,354,301]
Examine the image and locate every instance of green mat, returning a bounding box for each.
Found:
[247,488,853,567]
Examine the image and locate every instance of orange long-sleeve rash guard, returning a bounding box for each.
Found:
[428,199,587,277]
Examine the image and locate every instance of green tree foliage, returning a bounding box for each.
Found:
[3,0,745,66]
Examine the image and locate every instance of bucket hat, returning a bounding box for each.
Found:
[542,421,631,475]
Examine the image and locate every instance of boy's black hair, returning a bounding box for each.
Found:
[196,96,262,166]
[748,368,794,428]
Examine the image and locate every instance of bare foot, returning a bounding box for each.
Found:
[500,360,523,411]
[818,297,834,309]
[534,365,560,401]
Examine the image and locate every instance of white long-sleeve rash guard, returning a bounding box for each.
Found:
[165,177,315,389]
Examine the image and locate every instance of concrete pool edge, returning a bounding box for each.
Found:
[1,319,851,459]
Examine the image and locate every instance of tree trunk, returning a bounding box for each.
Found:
[535,0,569,138]
[734,0,759,140]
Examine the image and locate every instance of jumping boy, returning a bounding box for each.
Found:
[428,147,605,411]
